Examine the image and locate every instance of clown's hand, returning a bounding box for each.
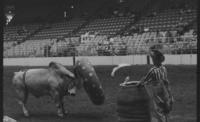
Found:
[119,76,130,86]
[136,81,144,88]
[124,76,130,83]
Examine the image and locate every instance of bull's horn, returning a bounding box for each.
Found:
[111,63,131,77]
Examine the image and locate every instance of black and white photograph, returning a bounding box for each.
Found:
[3,0,197,122]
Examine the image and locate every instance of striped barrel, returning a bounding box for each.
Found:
[117,81,151,122]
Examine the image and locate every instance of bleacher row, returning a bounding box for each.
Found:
[135,9,196,31]
[76,17,135,36]
[30,19,86,40]
[3,8,197,57]
[4,24,42,42]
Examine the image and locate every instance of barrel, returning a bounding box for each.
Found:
[74,58,105,105]
[117,81,151,122]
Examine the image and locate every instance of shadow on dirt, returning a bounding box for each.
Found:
[14,112,106,121]
[67,112,105,119]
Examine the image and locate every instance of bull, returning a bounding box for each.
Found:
[12,61,81,117]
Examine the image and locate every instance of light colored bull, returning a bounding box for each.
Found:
[12,62,81,117]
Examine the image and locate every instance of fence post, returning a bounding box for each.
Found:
[73,46,76,66]
[147,55,150,65]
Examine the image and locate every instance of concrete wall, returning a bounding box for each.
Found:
[3,54,197,66]
[163,54,197,65]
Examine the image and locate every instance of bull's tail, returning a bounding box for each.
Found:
[12,70,29,104]
[22,70,28,91]
[12,70,30,116]
[12,70,28,90]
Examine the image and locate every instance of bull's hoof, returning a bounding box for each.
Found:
[70,93,76,96]
[63,110,69,115]
[57,109,67,118]
[24,111,30,117]
[57,113,64,118]
[65,92,76,96]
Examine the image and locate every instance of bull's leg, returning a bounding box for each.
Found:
[60,96,68,115]
[15,88,29,117]
[51,90,66,117]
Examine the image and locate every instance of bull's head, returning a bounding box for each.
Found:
[48,61,82,96]
[49,61,75,79]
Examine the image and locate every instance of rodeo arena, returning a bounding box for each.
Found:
[3,0,197,122]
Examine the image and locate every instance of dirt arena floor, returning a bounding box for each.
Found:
[3,65,196,122]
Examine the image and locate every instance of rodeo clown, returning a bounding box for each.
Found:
[137,46,174,122]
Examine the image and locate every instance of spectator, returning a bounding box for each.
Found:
[156,30,160,37]
[44,44,51,57]
[110,37,114,43]
[113,9,119,17]
[156,31,163,44]
[17,29,22,36]
[126,11,131,17]
[118,11,124,17]
[94,31,99,36]
[152,11,157,16]
[179,17,183,22]
[129,11,136,18]
[64,11,67,18]
[130,25,136,32]
[139,26,144,34]
[82,11,89,18]
[179,9,185,14]
[22,26,28,33]
[166,31,172,43]
[193,30,197,36]
[144,27,149,32]
[147,10,157,17]
[186,8,192,13]
[177,27,184,35]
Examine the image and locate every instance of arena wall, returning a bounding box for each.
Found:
[3,54,197,66]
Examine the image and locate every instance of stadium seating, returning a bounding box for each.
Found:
[4,41,17,51]
[3,0,197,57]
[4,39,52,57]
[76,36,107,56]
[29,19,86,40]
[3,24,42,42]
[3,36,81,58]
[76,17,135,36]
[127,9,197,33]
